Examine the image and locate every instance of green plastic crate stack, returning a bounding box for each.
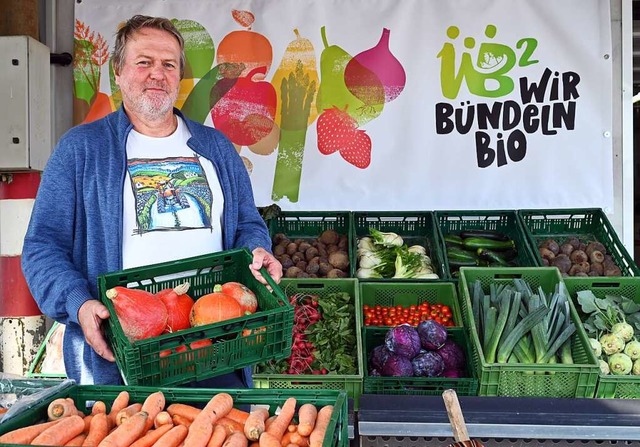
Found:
[0,386,349,447]
[565,277,640,398]
[517,208,640,277]
[253,278,364,409]
[97,248,294,387]
[435,209,539,280]
[361,327,478,396]
[458,267,600,398]
[351,211,446,281]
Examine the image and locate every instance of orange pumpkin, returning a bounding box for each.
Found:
[189,292,243,327]
[217,282,258,313]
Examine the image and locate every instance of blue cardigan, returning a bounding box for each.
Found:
[22,107,271,385]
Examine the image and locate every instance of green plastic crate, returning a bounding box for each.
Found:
[359,281,463,328]
[518,208,640,276]
[26,322,66,379]
[351,211,446,280]
[98,248,294,387]
[269,211,353,278]
[362,327,478,396]
[0,385,348,447]
[565,277,640,398]
[434,209,538,279]
[458,267,600,398]
[253,278,364,409]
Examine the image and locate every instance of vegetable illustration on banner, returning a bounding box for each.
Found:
[72,10,407,204]
[435,24,581,168]
[73,20,110,125]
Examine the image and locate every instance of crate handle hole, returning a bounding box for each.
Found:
[493,273,522,279]
[591,282,620,288]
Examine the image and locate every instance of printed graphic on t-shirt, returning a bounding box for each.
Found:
[127,156,213,234]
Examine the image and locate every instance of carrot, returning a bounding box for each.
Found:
[130,423,173,447]
[206,424,228,447]
[48,397,81,420]
[0,419,62,444]
[141,392,166,431]
[295,404,317,437]
[265,398,296,440]
[152,424,188,447]
[166,403,201,422]
[84,414,96,433]
[280,432,293,446]
[66,433,88,446]
[116,403,144,426]
[154,411,173,429]
[172,414,192,428]
[308,406,332,447]
[83,412,110,446]
[215,416,243,435]
[183,393,233,447]
[108,391,130,427]
[92,401,108,415]
[222,431,248,447]
[258,432,281,447]
[244,408,269,441]
[99,411,149,447]
[264,416,277,432]
[225,408,250,426]
[32,414,85,446]
[289,432,309,447]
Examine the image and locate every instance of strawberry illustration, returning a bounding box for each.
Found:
[316,106,372,168]
[339,129,371,169]
[317,107,355,155]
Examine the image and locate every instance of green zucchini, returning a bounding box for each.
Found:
[462,237,515,251]
[444,234,464,246]
[446,245,479,262]
[459,229,510,241]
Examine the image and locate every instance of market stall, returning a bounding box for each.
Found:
[1,1,638,446]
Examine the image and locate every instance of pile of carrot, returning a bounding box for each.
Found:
[0,391,334,447]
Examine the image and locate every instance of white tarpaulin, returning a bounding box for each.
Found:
[74,0,613,211]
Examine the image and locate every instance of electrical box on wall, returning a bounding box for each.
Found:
[1,36,51,172]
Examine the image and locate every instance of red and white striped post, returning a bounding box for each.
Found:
[0,172,47,375]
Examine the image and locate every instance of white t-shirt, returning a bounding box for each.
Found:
[122,116,224,269]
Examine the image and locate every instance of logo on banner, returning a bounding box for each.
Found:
[435,25,581,168]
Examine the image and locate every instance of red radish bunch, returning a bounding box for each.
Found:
[286,294,327,375]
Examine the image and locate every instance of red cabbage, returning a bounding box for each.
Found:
[417,319,448,350]
[442,368,464,378]
[369,344,391,370]
[385,325,421,359]
[381,354,414,376]
[411,351,445,377]
[437,339,466,370]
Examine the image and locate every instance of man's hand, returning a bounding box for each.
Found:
[78,299,115,362]
[250,247,283,285]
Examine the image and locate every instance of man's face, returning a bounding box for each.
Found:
[115,28,181,120]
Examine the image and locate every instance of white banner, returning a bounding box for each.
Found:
[74,0,613,211]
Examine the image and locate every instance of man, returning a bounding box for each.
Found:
[21,15,282,386]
